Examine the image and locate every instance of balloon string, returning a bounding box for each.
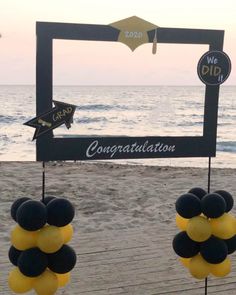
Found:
[42,161,45,202]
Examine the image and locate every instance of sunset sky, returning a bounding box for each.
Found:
[0,0,235,85]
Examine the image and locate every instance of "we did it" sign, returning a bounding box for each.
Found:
[197,51,231,86]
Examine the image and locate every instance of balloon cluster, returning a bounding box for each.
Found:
[8,196,76,295]
[173,187,236,280]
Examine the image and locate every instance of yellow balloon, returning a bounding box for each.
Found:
[11,225,38,250]
[210,257,231,277]
[8,267,35,293]
[189,255,210,279]
[179,257,191,268]
[234,216,236,231]
[176,214,189,231]
[60,224,74,244]
[33,269,58,295]
[186,216,212,242]
[210,213,235,239]
[56,272,71,287]
[37,225,64,253]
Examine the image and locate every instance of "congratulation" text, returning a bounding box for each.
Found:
[86,140,176,158]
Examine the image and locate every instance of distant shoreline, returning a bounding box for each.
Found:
[1,84,236,87]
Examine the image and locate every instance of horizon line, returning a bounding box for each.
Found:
[0,84,236,87]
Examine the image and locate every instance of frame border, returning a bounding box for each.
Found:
[36,21,224,161]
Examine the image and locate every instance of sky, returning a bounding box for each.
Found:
[0,0,235,85]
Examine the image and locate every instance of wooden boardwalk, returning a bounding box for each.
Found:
[1,225,236,295]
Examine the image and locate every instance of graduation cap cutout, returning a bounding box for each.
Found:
[110,16,158,51]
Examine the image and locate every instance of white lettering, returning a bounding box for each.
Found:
[86,140,176,158]
[124,31,143,39]
[142,141,149,152]
[206,56,218,64]
[163,145,169,152]
[218,74,224,82]
[146,144,154,152]
[110,145,117,157]
[86,140,99,158]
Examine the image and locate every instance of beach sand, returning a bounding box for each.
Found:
[1,161,236,294]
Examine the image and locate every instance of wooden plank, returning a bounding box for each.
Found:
[2,225,236,294]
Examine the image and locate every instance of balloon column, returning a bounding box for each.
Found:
[8,196,76,295]
[173,187,236,279]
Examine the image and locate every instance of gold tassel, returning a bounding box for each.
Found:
[152,28,157,55]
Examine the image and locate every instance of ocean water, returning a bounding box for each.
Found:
[0,85,236,168]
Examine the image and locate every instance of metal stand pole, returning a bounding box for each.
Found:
[205,157,212,295]
[42,161,45,202]
[205,277,208,295]
[207,157,211,194]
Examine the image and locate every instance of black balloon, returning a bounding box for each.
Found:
[188,187,207,200]
[214,190,234,212]
[175,193,201,218]
[18,248,48,277]
[201,193,226,218]
[47,244,77,274]
[172,231,200,258]
[224,235,236,255]
[10,197,31,221]
[47,198,75,227]
[8,246,22,266]
[200,236,228,264]
[41,195,56,205]
[16,200,47,231]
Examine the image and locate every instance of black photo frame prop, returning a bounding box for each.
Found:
[36,20,224,161]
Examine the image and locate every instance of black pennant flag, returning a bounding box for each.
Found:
[24,100,77,140]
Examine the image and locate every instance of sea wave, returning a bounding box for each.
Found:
[0,134,13,148]
[0,114,17,123]
[217,141,236,153]
[78,104,128,111]
[75,116,108,124]
[0,114,28,124]
[177,121,203,127]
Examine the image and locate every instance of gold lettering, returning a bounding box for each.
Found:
[53,107,73,122]
[201,65,209,75]
[214,66,221,76]
[201,65,222,77]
